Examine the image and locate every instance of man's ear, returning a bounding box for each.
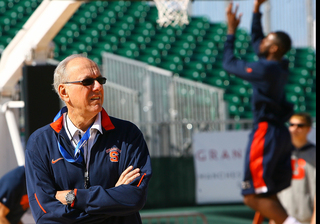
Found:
[58,84,69,103]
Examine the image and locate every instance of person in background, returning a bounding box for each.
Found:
[0,166,29,224]
[270,113,316,224]
[223,0,300,223]
[25,54,152,223]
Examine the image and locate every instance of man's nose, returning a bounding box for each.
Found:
[92,80,103,90]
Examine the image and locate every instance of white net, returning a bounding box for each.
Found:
[153,0,190,27]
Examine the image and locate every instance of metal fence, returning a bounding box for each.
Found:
[101,52,253,157]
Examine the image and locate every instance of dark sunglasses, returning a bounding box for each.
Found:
[288,123,308,128]
[64,77,107,86]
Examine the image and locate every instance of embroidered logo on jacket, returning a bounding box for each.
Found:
[106,147,121,162]
[52,157,64,164]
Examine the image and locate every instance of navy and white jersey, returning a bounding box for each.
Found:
[223,12,294,125]
[223,12,295,195]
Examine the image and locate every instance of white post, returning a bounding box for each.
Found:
[1,101,25,166]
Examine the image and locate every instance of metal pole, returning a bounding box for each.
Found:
[305,0,315,48]
[264,0,271,34]
[1,101,25,166]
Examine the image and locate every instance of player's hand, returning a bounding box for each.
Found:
[254,0,267,13]
[115,165,140,187]
[226,2,242,35]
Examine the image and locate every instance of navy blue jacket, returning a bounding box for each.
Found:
[223,12,293,124]
[0,166,29,224]
[25,108,152,223]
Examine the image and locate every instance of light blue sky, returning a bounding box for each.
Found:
[190,0,316,48]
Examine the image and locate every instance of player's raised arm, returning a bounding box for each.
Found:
[226,2,242,35]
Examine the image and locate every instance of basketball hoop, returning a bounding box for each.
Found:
[153,0,190,27]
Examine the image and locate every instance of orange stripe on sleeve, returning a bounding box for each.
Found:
[137,173,146,187]
[34,193,47,214]
[249,122,268,191]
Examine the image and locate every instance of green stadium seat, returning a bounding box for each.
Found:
[175,34,196,44]
[99,34,118,45]
[118,41,138,51]
[211,58,223,69]
[115,48,139,59]
[191,54,215,70]
[107,27,131,39]
[126,34,151,48]
[137,55,161,65]
[196,40,217,50]
[161,55,183,64]
[0,0,6,13]
[92,42,117,54]
[144,6,158,22]
[183,61,205,72]
[171,40,196,50]
[188,16,210,30]
[226,85,250,97]
[204,77,229,89]
[224,94,241,105]
[155,26,176,36]
[229,76,250,87]
[152,34,175,44]
[140,48,161,57]
[287,75,308,87]
[183,27,206,38]
[286,93,301,105]
[180,69,205,81]
[168,47,193,58]
[131,26,156,37]
[290,68,311,78]
[147,41,170,51]
[205,68,228,79]
[160,61,183,73]
[285,84,304,95]
[193,46,212,56]
[94,1,109,8]
[0,36,13,45]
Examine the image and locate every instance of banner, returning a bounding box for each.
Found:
[193,128,316,204]
[193,130,250,204]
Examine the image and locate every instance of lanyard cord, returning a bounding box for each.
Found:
[53,107,92,164]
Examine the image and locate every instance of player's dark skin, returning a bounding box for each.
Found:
[225,0,290,223]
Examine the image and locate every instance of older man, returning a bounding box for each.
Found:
[25,54,152,223]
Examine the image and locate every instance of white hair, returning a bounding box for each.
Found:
[53,54,92,96]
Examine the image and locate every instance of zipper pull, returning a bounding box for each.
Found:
[84,170,89,189]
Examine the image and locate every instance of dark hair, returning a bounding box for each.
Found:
[291,112,312,127]
[274,31,292,56]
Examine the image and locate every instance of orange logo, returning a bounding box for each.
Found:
[246,67,253,73]
[106,147,121,162]
[20,194,29,210]
[52,157,63,164]
[291,158,306,180]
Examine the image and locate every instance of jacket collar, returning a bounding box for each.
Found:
[50,108,115,133]
[298,142,315,151]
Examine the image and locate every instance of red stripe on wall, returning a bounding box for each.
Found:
[249,122,268,190]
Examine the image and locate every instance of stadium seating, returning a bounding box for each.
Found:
[0,0,316,120]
